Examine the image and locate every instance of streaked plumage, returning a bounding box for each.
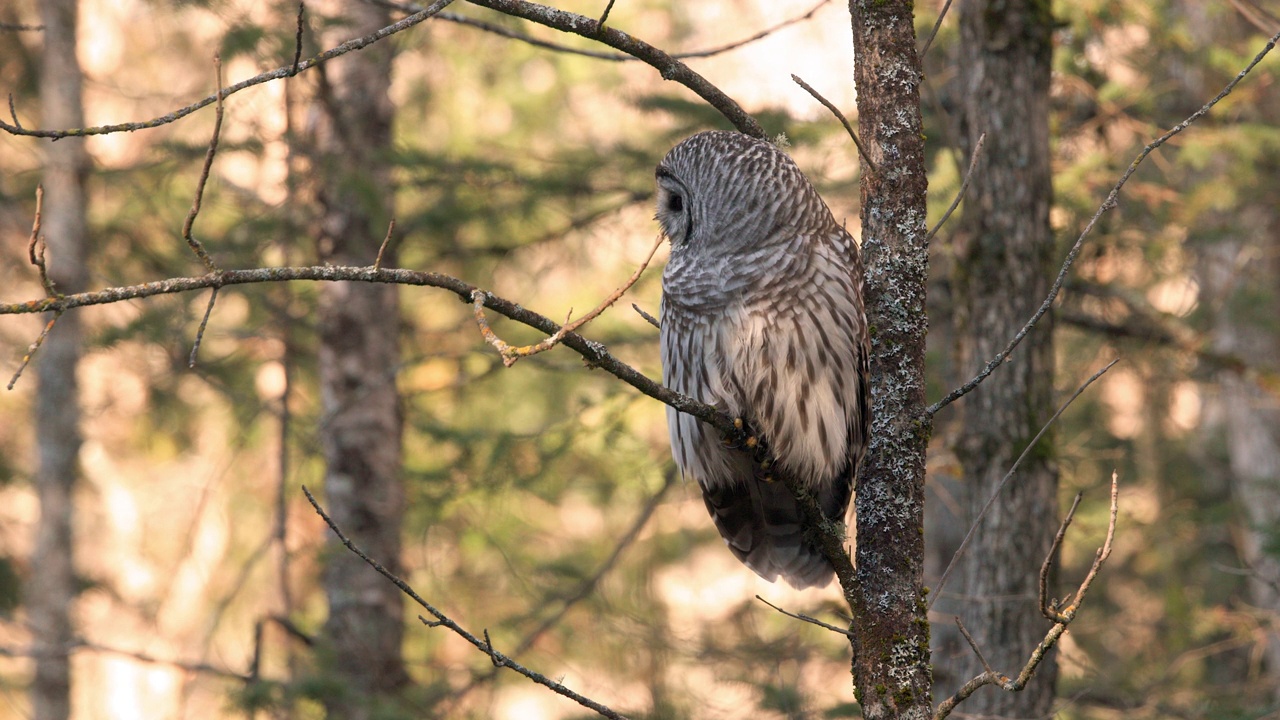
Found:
[656,131,869,588]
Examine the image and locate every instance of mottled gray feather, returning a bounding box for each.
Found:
[657,131,870,589]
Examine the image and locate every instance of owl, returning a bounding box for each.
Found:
[656,131,869,589]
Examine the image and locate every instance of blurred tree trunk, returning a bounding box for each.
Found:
[945,0,1059,714]
[1198,163,1280,710]
[30,1,88,718]
[306,1,409,715]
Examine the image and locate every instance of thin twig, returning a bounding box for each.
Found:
[594,0,616,33]
[188,286,220,368]
[464,0,765,138]
[934,472,1121,720]
[374,219,396,270]
[8,94,21,130]
[8,186,58,390]
[790,74,876,171]
[918,0,955,57]
[925,131,986,243]
[0,264,736,435]
[381,0,828,63]
[26,185,55,296]
[473,234,663,366]
[632,303,659,329]
[302,486,630,720]
[954,617,993,674]
[8,313,60,391]
[928,29,1280,416]
[755,595,852,637]
[0,22,45,31]
[291,2,306,75]
[0,0,457,139]
[1039,492,1082,621]
[929,358,1119,611]
[181,54,225,273]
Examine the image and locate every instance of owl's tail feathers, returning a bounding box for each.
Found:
[699,477,843,590]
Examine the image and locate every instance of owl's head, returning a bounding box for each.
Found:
[654,131,827,257]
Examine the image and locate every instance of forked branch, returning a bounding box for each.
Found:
[934,472,1120,720]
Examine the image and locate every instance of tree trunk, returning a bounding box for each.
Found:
[307,1,409,715]
[947,0,1059,715]
[30,1,89,718]
[845,2,933,717]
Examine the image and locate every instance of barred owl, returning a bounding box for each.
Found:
[657,131,869,589]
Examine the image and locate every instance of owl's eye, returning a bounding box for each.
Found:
[667,193,684,213]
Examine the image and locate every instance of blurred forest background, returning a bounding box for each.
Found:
[0,0,1278,718]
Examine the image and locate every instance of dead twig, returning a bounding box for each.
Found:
[1040,492,1083,621]
[188,287,220,368]
[0,0,456,139]
[756,595,852,637]
[632,303,659,329]
[918,0,955,57]
[933,472,1120,720]
[929,358,1119,611]
[290,2,306,75]
[380,0,829,63]
[8,186,61,390]
[929,29,1280,416]
[791,74,876,172]
[472,234,663,367]
[374,219,396,271]
[925,132,986,243]
[302,486,630,720]
[181,54,224,273]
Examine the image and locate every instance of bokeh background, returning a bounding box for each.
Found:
[0,0,1277,718]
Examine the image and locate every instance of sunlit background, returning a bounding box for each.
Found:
[1,0,1278,718]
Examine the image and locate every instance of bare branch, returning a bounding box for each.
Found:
[918,0,955,57]
[188,287,220,368]
[374,219,396,271]
[8,185,60,390]
[302,486,630,720]
[1040,492,1083,621]
[8,94,21,129]
[791,74,876,171]
[181,54,225,273]
[291,2,306,75]
[0,0,456,139]
[0,262,737,430]
[381,0,829,63]
[755,595,852,637]
[928,29,1280,416]
[934,472,1121,720]
[594,0,617,33]
[0,22,45,31]
[463,0,765,138]
[632,303,659,329]
[954,616,994,674]
[471,234,663,366]
[925,131,985,243]
[929,358,1119,611]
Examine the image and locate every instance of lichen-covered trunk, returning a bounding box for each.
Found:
[31,1,89,718]
[308,1,409,715]
[947,0,1059,715]
[845,2,933,717]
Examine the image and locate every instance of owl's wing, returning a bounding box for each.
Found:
[728,231,869,502]
[660,232,868,589]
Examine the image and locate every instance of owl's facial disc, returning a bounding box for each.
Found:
[655,167,694,247]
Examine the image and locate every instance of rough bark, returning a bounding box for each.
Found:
[308,1,409,714]
[845,2,933,717]
[30,1,89,718]
[947,1,1059,714]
